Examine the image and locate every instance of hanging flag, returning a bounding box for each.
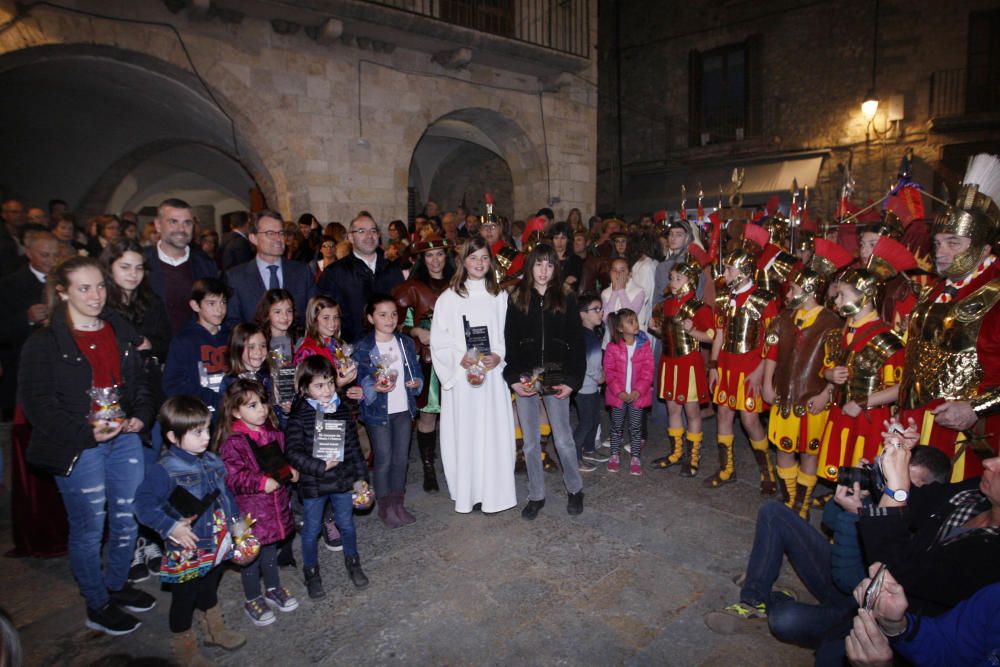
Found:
[707,211,722,262]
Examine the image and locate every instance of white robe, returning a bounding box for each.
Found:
[430,279,517,513]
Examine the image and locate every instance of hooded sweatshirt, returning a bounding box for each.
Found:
[162,318,230,411]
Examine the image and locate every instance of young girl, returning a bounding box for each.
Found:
[294,296,356,380]
[430,236,517,514]
[284,355,370,598]
[353,295,424,528]
[504,243,586,519]
[134,396,245,664]
[220,323,273,399]
[603,308,654,475]
[652,252,714,477]
[218,380,299,626]
[254,288,299,362]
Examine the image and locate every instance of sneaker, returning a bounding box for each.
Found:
[703,602,769,635]
[607,454,620,473]
[582,451,610,464]
[323,519,343,552]
[578,459,597,472]
[143,540,163,574]
[86,603,140,636]
[567,491,584,516]
[109,585,156,613]
[128,540,150,584]
[264,587,299,613]
[630,457,643,476]
[244,597,276,627]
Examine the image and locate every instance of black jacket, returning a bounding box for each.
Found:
[858,478,1000,614]
[141,244,218,303]
[18,307,154,475]
[0,263,45,349]
[284,395,368,497]
[221,231,254,271]
[317,252,404,343]
[502,289,585,391]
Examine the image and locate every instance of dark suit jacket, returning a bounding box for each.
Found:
[224,257,315,327]
[0,225,24,277]
[0,263,45,348]
[221,231,255,271]
[317,251,404,343]
[142,245,219,303]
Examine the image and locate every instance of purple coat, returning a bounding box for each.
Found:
[219,424,295,546]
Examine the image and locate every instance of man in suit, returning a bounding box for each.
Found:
[0,197,27,277]
[0,230,58,418]
[143,198,219,335]
[318,213,404,343]
[221,211,254,271]
[225,210,315,327]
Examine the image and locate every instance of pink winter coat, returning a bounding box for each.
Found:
[219,421,295,546]
[603,331,654,409]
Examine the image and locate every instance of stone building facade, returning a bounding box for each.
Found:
[0,0,598,228]
[598,0,1000,220]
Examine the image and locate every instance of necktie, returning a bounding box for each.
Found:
[267,264,280,290]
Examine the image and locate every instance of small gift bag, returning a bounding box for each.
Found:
[230,514,261,566]
[465,347,487,387]
[88,386,126,435]
[352,481,374,510]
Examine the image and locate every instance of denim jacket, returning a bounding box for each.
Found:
[135,446,240,549]
[351,331,424,426]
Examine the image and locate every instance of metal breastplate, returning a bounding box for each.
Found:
[721,289,774,354]
[662,299,703,357]
[898,279,1000,408]
[842,330,903,403]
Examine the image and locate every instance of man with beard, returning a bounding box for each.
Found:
[143,199,218,335]
[898,153,1000,481]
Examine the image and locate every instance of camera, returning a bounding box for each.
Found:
[836,459,886,495]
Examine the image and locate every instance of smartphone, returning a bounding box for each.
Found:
[863,563,888,611]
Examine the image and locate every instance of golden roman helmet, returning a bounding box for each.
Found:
[763,216,789,248]
[723,247,757,284]
[862,210,904,241]
[836,268,880,316]
[794,230,815,254]
[932,154,1000,278]
[494,245,519,281]
[786,267,824,307]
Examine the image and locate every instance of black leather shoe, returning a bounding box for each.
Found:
[521,499,545,521]
[567,491,584,516]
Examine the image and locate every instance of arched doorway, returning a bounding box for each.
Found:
[0,44,273,227]
[409,107,547,219]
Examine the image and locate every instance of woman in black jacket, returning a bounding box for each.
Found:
[284,354,370,598]
[18,256,154,637]
[504,243,586,520]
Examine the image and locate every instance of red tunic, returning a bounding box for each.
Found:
[900,259,1000,480]
[817,318,904,481]
[713,285,780,413]
[657,291,713,404]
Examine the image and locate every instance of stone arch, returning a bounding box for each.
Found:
[0,43,289,216]
[408,107,548,220]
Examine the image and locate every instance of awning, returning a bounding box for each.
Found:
[618,151,828,216]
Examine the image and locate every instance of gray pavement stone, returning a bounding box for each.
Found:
[1,414,815,666]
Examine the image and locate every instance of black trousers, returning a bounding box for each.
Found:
[169,566,223,633]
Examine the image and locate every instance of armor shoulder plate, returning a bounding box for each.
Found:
[676,298,705,321]
[745,289,777,316]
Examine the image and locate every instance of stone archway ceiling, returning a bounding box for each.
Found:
[0,53,250,212]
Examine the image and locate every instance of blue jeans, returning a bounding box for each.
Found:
[367,412,412,497]
[741,501,855,648]
[573,392,603,459]
[301,493,357,567]
[515,393,583,501]
[54,433,144,610]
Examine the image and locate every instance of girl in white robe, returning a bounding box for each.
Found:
[430,237,517,513]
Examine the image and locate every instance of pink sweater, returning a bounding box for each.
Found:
[603,332,654,409]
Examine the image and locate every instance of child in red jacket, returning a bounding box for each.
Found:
[217,379,299,627]
[603,308,654,475]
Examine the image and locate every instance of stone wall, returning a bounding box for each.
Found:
[0,0,598,226]
[598,0,1000,219]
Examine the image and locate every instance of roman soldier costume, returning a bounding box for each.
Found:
[898,153,1000,480]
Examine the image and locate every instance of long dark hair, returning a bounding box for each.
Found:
[101,239,155,325]
[45,255,106,325]
[215,378,277,450]
[409,247,456,284]
[450,236,500,297]
[254,288,301,341]
[513,243,565,314]
[227,322,268,375]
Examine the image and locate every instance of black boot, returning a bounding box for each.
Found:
[344,555,369,588]
[417,430,439,493]
[304,566,325,599]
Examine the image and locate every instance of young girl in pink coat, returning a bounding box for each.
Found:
[603,308,654,476]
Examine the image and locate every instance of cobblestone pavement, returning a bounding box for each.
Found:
[1,417,815,666]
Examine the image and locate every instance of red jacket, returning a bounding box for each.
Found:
[603,332,654,409]
[219,421,294,546]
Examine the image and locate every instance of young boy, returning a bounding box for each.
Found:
[574,293,607,470]
[162,278,230,415]
[134,396,245,665]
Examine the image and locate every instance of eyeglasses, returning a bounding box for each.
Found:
[321,243,335,248]
[582,306,604,313]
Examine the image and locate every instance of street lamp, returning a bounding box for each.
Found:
[862,91,879,121]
